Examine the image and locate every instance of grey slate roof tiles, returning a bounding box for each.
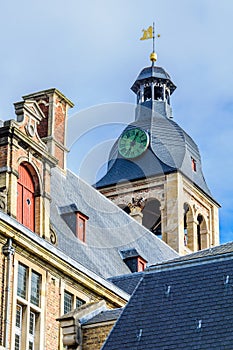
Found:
[102,254,233,349]
[153,241,233,266]
[96,112,213,201]
[83,308,123,325]
[50,167,178,279]
[108,272,144,295]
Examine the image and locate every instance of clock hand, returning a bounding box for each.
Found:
[132,131,139,141]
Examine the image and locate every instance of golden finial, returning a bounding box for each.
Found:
[150,52,157,62]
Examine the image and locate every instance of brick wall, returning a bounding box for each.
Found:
[54,145,64,170]
[54,98,65,144]
[45,273,60,349]
[82,324,114,350]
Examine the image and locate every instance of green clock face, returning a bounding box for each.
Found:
[118,127,149,159]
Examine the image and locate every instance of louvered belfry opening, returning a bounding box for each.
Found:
[17,164,36,232]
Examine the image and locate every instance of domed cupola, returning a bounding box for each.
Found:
[95,32,219,254]
[131,65,176,120]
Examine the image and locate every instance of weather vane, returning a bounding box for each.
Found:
[140,22,160,65]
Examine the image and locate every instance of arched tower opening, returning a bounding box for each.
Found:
[197,214,208,250]
[142,198,161,238]
[183,203,194,250]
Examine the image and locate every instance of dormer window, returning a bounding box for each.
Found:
[191,158,197,172]
[59,204,89,243]
[120,248,147,273]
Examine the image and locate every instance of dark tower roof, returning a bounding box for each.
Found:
[95,65,216,203]
[131,65,176,94]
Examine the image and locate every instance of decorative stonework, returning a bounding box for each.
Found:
[0,190,7,212]
[128,197,146,213]
[25,117,36,137]
[50,224,57,245]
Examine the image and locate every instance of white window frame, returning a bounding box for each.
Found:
[11,256,45,350]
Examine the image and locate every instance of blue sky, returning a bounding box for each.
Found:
[0,0,233,243]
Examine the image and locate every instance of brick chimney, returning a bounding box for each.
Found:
[22,88,74,171]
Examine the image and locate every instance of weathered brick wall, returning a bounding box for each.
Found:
[0,145,8,168]
[82,324,114,350]
[54,145,64,170]
[37,99,49,138]
[45,273,61,349]
[54,99,65,145]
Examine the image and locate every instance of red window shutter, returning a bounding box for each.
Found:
[137,257,146,272]
[76,212,89,243]
[17,165,35,232]
[17,183,23,224]
[77,216,85,242]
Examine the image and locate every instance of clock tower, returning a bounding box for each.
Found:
[95,54,220,255]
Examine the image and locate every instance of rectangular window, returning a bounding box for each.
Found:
[29,311,35,335]
[28,311,36,349]
[191,157,197,172]
[64,291,73,314]
[64,291,85,314]
[15,304,22,350]
[15,335,20,350]
[15,262,42,350]
[30,271,41,306]
[76,296,85,309]
[17,264,27,299]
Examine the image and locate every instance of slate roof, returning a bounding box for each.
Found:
[50,167,178,279]
[131,66,176,94]
[108,272,144,295]
[151,241,233,267]
[96,112,213,200]
[83,308,122,326]
[102,252,233,349]
[96,63,217,203]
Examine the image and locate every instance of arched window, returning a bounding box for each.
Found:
[144,86,152,101]
[17,164,35,231]
[197,214,208,250]
[142,198,161,238]
[183,203,194,249]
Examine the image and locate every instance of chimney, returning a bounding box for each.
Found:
[22,88,74,171]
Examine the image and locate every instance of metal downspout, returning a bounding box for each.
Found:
[2,238,15,349]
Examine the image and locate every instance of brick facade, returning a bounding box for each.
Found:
[22,88,74,170]
[0,217,127,349]
[82,323,114,350]
[0,89,128,349]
